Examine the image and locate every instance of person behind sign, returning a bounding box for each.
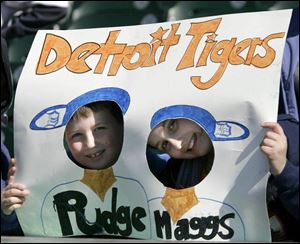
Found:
[37,89,150,237]
[146,105,250,190]
[1,37,30,236]
[261,7,299,242]
[64,101,124,170]
[1,2,70,235]
[261,116,299,241]
[147,118,214,189]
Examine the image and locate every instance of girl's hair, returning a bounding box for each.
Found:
[198,149,214,181]
[70,101,123,125]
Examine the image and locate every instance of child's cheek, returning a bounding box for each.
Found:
[70,142,84,154]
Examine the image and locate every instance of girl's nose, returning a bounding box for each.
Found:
[169,138,185,152]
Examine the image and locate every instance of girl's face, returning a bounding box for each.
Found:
[148,118,213,159]
[65,109,123,170]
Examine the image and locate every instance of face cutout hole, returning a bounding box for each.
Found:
[146,118,214,189]
[63,101,124,170]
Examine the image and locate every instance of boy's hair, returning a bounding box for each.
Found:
[70,101,123,125]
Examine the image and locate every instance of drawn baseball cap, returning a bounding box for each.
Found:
[30,87,130,130]
[150,105,250,141]
[146,105,249,186]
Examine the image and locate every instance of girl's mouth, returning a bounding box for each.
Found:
[188,134,196,151]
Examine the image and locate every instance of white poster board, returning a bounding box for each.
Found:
[14,10,291,241]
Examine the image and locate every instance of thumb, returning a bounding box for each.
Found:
[261,122,285,136]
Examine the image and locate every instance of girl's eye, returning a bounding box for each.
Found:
[161,141,169,151]
[168,120,176,131]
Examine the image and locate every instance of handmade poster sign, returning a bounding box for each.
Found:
[14,9,291,241]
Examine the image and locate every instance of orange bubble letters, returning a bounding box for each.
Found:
[36,18,285,90]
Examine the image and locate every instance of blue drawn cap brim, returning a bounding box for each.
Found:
[150,105,249,141]
[150,105,217,139]
[30,87,130,130]
[213,121,250,141]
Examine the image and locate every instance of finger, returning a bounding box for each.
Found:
[8,158,17,184]
[2,196,26,206]
[4,203,24,215]
[261,138,276,147]
[261,122,285,136]
[4,184,30,196]
[8,166,16,175]
[8,166,16,180]
[6,182,27,190]
[3,188,28,199]
[260,145,273,155]
[8,174,15,185]
[264,131,281,141]
[10,158,16,168]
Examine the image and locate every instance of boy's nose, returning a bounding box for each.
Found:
[86,133,96,148]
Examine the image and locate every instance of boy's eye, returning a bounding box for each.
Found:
[71,133,82,139]
[95,126,105,132]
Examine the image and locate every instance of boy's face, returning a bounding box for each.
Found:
[65,109,123,169]
[148,118,212,159]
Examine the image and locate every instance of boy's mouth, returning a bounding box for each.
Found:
[86,149,105,159]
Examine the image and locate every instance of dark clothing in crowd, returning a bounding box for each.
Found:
[1,1,69,40]
[267,114,299,241]
[1,142,23,235]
